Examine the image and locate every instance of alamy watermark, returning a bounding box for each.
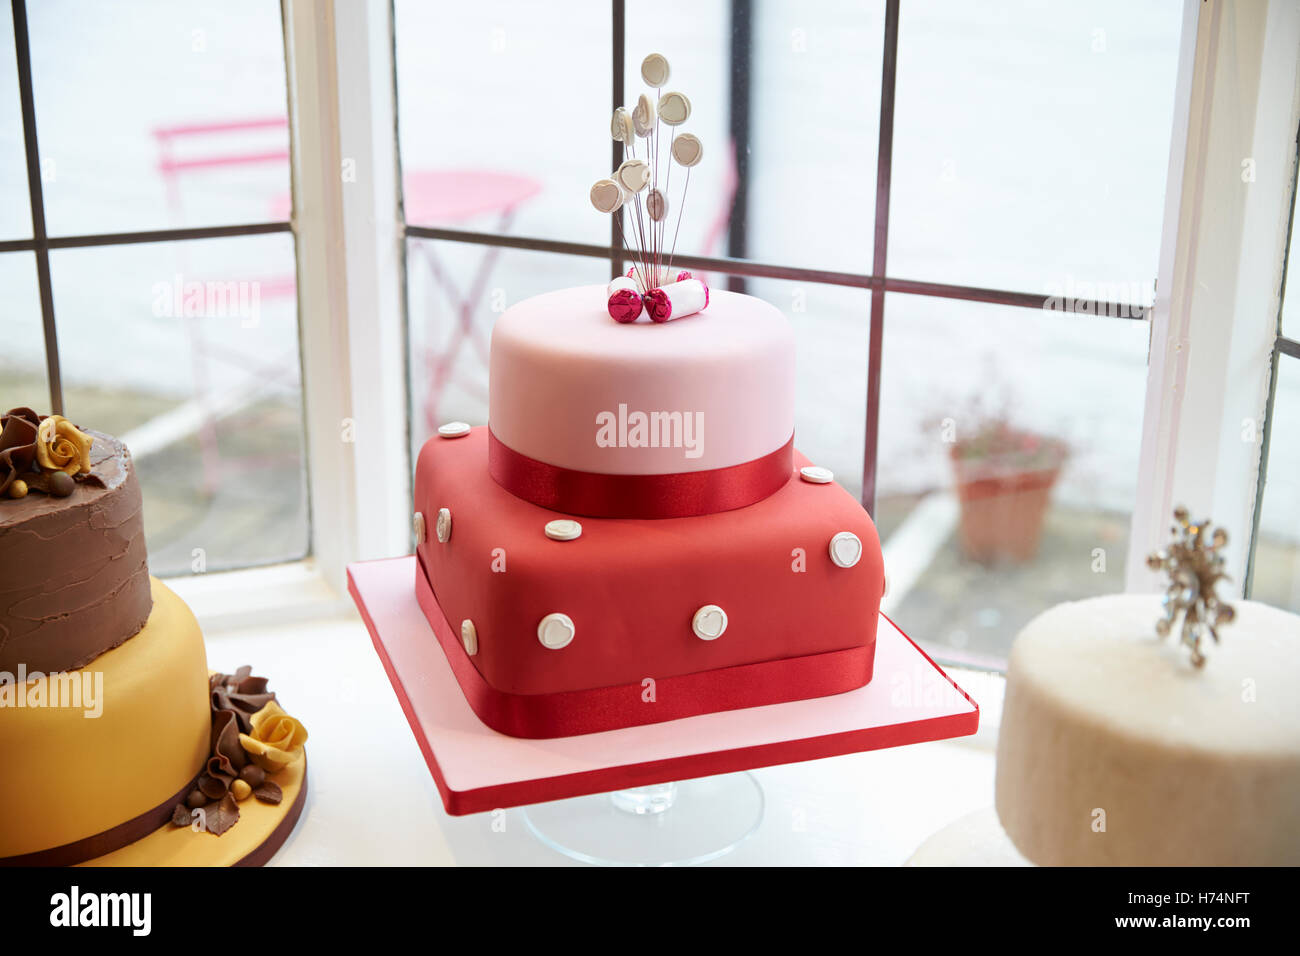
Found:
[152,273,261,328]
[1042,275,1151,319]
[0,666,103,718]
[595,404,704,459]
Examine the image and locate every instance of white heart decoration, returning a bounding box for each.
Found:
[616,159,651,193]
[436,507,452,543]
[646,188,669,222]
[632,94,655,136]
[671,133,703,168]
[537,612,576,650]
[641,53,670,88]
[590,178,626,213]
[692,605,728,641]
[657,91,691,126]
[829,531,863,569]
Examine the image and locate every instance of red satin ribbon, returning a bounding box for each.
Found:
[488,430,795,519]
[415,558,875,739]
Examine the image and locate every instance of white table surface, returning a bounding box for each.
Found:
[204,611,1001,866]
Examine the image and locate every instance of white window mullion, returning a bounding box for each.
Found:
[1128,0,1300,595]
[283,0,410,591]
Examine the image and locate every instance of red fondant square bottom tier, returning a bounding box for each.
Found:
[414,428,884,738]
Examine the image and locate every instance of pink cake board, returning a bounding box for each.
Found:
[348,556,980,816]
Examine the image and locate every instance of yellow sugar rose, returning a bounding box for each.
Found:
[239,700,308,773]
[35,415,93,476]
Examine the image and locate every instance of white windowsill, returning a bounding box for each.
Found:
[163,559,353,634]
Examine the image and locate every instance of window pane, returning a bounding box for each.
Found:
[49,234,307,575]
[0,253,48,408]
[394,0,607,244]
[0,17,33,240]
[623,1,884,273]
[876,297,1149,667]
[1252,356,1300,613]
[745,1,884,272]
[746,278,869,496]
[891,0,1183,301]
[28,0,289,235]
[623,1,738,266]
[407,241,609,459]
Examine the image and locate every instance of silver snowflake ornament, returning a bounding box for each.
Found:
[1146,506,1235,667]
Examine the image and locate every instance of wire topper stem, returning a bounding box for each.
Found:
[590,53,704,297]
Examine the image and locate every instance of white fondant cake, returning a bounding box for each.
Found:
[995,594,1300,866]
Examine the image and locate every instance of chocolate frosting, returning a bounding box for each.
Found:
[0,431,152,673]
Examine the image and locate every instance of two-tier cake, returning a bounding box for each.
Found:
[411,54,885,740]
[0,407,307,866]
[413,287,884,739]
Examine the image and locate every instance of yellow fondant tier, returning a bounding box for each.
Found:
[0,578,210,859]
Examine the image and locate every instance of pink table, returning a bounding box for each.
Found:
[349,557,979,815]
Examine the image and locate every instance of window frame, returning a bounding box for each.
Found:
[8,0,1297,628]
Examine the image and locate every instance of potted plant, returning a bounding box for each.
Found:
[948,418,1069,564]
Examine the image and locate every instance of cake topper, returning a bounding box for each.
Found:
[1146,506,1235,667]
[590,53,709,324]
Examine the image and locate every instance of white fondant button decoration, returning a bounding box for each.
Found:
[800,465,834,484]
[671,133,703,168]
[657,91,691,126]
[692,605,728,641]
[436,507,452,543]
[829,531,863,569]
[438,421,471,438]
[544,519,583,541]
[412,511,426,544]
[641,53,670,87]
[460,619,478,656]
[537,613,576,650]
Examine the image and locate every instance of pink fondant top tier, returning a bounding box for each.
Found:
[489,286,795,476]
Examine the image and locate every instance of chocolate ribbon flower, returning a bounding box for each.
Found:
[175,666,296,836]
[210,666,278,734]
[0,408,40,497]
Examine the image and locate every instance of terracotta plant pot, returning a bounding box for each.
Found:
[949,429,1067,565]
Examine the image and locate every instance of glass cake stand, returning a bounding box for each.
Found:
[520,773,765,866]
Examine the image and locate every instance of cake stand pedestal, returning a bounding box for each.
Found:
[348,557,979,863]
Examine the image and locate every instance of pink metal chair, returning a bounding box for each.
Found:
[152,117,296,492]
[154,116,542,479]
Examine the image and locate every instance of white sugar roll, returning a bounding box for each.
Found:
[590,177,627,213]
[641,53,670,87]
[633,93,655,137]
[615,158,651,192]
[646,278,708,322]
[657,91,691,126]
[607,275,639,297]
